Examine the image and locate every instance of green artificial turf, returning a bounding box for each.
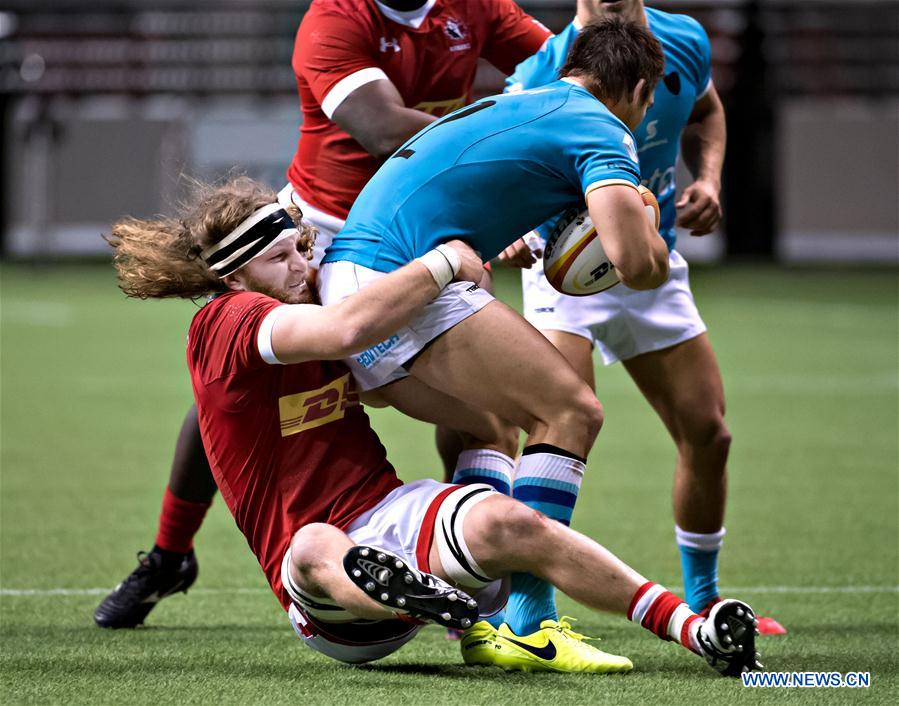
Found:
[2,263,897,704]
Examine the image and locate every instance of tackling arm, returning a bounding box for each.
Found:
[332,79,437,161]
[269,241,483,364]
[587,185,669,291]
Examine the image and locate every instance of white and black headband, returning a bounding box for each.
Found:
[201,203,298,278]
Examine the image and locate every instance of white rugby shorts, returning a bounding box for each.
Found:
[277,184,344,269]
[281,479,506,664]
[522,249,707,364]
[317,261,494,391]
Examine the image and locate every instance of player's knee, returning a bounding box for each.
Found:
[459,418,519,457]
[466,498,553,569]
[681,413,731,460]
[542,392,603,454]
[491,421,521,457]
[493,501,554,548]
[566,391,604,440]
[290,523,336,576]
[711,421,732,459]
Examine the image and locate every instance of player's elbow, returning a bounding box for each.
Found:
[352,123,408,161]
[618,251,669,291]
[635,263,669,291]
[299,321,367,361]
[337,314,393,359]
[335,324,368,358]
[369,133,409,161]
[370,139,401,161]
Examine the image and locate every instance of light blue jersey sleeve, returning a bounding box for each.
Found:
[505,22,579,93]
[517,83,643,243]
[639,9,715,248]
[674,13,712,96]
[573,125,641,194]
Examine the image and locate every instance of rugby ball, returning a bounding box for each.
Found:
[543,185,660,296]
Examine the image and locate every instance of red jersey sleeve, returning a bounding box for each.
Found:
[294,8,383,115]
[188,292,283,388]
[480,0,552,76]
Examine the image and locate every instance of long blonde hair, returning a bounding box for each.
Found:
[106,177,315,299]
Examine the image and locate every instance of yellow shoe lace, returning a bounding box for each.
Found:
[552,617,632,671]
[553,616,597,643]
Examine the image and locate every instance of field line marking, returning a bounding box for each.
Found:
[1,585,897,597]
[718,586,899,594]
[0,587,269,596]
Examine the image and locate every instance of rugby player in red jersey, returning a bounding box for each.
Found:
[102,177,761,676]
[95,0,549,630]
[287,0,551,253]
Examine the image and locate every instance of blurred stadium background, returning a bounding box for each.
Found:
[1,2,897,703]
[1,0,897,263]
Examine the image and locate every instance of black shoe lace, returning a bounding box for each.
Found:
[118,551,158,591]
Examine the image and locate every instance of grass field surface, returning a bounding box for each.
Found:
[1,263,897,704]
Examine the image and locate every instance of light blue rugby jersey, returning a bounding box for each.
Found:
[506,8,712,250]
[322,80,641,272]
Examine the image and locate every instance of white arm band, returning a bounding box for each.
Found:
[257,305,291,365]
[321,68,389,119]
[416,244,461,289]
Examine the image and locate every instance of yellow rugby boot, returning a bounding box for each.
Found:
[462,617,633,674]
[461,619,553,671]
[461,621,507,666]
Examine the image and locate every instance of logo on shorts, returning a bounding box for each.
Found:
[356,335,401,370]
[278,373,358,437]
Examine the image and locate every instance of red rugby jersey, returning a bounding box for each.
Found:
[187,291,402,610]
[287,0,550,219]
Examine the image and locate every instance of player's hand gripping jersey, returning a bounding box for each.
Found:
[186,291,402,610]
[287,0,550,220]
[507,9,712,250]
[323,80,641,271]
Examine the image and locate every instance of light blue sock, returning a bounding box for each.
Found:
[452,449,514,628]
[676,525,725,612]
[451,448,513,496]
[505,448,584,636]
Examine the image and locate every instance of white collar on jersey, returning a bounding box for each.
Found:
[561,76,586,88]
[374,0,437,29]
[573,15,583,30]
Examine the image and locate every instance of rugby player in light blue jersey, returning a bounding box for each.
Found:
[318,18,674,673]
[500,0,785,637]
[322,75,653,274]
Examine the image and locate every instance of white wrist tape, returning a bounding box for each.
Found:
[417,244,461,289]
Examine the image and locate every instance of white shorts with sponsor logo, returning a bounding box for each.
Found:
[317,261,494,391]
[281,479,506,664]
[277,184,345,269]
[522,249,707,365]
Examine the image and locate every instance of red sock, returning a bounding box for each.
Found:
[154,486,211,554]
[627,581,703,653]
